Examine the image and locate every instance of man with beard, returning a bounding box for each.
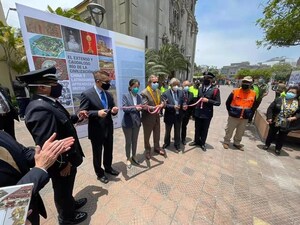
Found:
[189,72,221,151]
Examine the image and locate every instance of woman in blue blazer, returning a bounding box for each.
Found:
[122,79,142,168]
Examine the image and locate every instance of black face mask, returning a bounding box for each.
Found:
[102,82,111,90]
[241,84,250,90]
[50,83,63,98]
[203,79,211,86]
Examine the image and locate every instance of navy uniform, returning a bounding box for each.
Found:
[189,72,221,151]
[18,67,87,225]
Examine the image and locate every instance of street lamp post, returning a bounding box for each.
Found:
[87,3,106,27]
[5,8,17,22]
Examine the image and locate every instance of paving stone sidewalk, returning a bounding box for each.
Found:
[15,85,300,225]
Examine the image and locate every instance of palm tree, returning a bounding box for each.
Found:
[145,44,188,80]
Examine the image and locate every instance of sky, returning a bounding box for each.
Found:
[195,0,300,68]
[2,0,300,68]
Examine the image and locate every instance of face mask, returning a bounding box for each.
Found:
[258,79,264,84]
[241,84,250,90]
[285,92,296,100]
[132,87,139,94]
[50,83,63,98]
[101,82,111,90]
[184,86,189,91]
[151,82,159,90]
[203,79,210,86]
[172,85,179,92]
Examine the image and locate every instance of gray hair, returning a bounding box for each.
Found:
[169,78,180,86]
[148,74,158,82]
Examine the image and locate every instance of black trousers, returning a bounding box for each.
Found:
[265,124,288,150]
[90,132,113,177]
[51,167,76,220]
[194,117,212,146]
[164,117,182,147]
[0,114,15,139]
[181,114,190,142]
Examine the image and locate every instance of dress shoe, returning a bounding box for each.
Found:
[97,175,108,184]
[275,149,281,155]
[182,140,186,145]
[131,156,140,165]
[222,143,229,149]
[233,144,244,151]
[189,141,200,146]
[105,168,120,176]
[145,152,151,160]
[154,148,165,155]
[163,143,170,149]
[174,145,180,153]
[200,145,207,152]
[263,145,270,150]
[58,211,87,225]
[75,198,87,210]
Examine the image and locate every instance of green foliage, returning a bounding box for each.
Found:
[47,5,85,22]
[0,21,29,85]
[256,0,300,49]
[145,44,188,81]
[271,62,292,81]
[235,68,272,81]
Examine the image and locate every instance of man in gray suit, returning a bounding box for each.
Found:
[141,75,165,160]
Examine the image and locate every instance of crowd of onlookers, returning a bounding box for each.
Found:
[0,68,299,224]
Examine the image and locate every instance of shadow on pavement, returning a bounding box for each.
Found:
[75,185,108,225]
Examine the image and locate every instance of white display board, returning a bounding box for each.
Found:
[16,4,145,137]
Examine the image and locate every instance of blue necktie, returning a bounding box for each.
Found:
[100,91,107,109]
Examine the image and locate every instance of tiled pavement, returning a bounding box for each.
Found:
[15,85,300,225]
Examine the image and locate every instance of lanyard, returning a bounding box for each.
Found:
[147,86,160,106]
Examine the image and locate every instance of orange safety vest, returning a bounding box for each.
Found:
[230,88,256,118]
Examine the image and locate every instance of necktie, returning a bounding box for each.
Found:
[100,91,107,109]
[0,93,9,113]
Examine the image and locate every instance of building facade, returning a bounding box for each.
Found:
[74,0,198,81]
[221,61,270,78]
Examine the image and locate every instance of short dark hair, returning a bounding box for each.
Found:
[128,79,140,91]
[287,86,300,97]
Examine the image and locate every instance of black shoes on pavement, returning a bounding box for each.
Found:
[58,211,88,225]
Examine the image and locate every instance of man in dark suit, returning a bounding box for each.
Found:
[162,78,186,151]
[0,84,19,139]
[189,72,221,151]
[80,70,119,184]
[0,131,75,225]
[181,80,194,145]
[18,67,88,225]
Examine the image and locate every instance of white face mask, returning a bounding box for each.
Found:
[172,85,179,92]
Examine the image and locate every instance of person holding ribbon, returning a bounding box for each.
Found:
[122,79,142,168]
[189,72,221,151]
[141,74,165,160]
[80,70,119,184]
[263,86,300,155]
[162,78,186,152]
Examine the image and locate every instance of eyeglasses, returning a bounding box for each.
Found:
[96,79,110,84]
[152,81,158,84]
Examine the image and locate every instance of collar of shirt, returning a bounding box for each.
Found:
[203,85,211,91]
[38,94,56,102]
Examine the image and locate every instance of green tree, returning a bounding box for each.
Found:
[47,6,85,22]
[0,22,28,85]
[271,62,292,81]
[145,44,188,80]
[235,69,252,79]
[256,0,300,49]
